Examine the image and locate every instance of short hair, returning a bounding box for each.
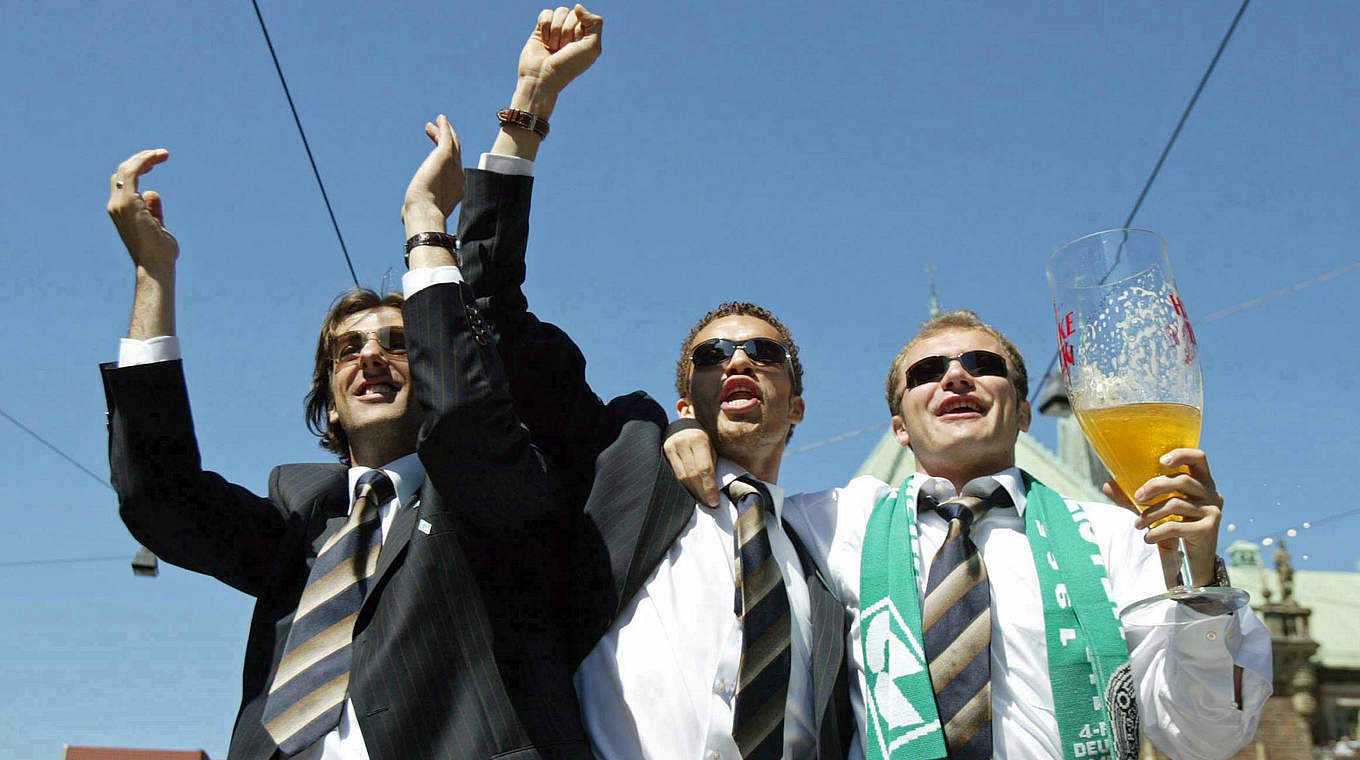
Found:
[884,309,1028,418]
[674,301,804,400]
[304,288,405,464]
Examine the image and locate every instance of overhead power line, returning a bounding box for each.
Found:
[0,407,113,493]
[1120,0,1252,231]
[1030,0,1252,407]
[0,555,128,569]
[1196,261,1360,325]
[251,0,360,288]
[787,423,886,456]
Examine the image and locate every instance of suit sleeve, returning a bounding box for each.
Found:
[101,360,300,596]
[403,279,567,537]
[457,168,659,497]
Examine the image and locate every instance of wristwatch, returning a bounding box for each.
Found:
[403,232,459,269]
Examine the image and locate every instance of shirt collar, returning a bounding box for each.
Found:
[716,457,786,523]
[914,465,1026,516]
[346,451,424,514]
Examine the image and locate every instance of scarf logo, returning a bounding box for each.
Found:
[862,597,942,755]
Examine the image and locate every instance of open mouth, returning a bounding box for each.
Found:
[355,380,399,402]
[720,376,762,412]
[937,395,985,419]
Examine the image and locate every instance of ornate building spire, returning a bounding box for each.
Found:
[925,263,941,318]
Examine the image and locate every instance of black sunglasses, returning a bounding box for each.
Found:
[690,337,790,368]
[331,326,407,365]
[904,350,1009,388]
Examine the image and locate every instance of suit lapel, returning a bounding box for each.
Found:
[807,569,845,732]
[375,489,422,581]
[618,456,694,616]
[784,520,847,744]
[585,418,696,621]
[308,486,352,557]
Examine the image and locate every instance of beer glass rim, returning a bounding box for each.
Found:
[1047,227,1171,291]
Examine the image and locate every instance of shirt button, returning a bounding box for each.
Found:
[708,752,722,760]
[1206,630,1218,641]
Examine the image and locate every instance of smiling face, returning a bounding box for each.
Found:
[325,306,422,467]
[890,327,1031,484]
[677,314,805,481]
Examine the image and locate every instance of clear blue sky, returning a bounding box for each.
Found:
[3,1,1357,756]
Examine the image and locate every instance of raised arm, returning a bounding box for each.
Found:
[459,3,603,303]
[108,149,178,340]
[457,7,654,503]
[490,4,603,163]
[399,117,567,536]
[102,149,299,595]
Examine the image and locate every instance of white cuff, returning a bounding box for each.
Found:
[1127,604,1273,760]
[402,266,464,297]
[118,336,181,367]
[479,153,535,176]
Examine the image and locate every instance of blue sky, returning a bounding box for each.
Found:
[3,1,1358,756]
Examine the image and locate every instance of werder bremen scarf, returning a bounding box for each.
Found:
[859,473,1134,760]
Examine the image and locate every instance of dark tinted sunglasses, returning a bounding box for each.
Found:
[690,337,790,368]
[331,326,407,365]
[905,350,1009,389]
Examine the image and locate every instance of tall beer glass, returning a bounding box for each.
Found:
[1047,228,1248,619]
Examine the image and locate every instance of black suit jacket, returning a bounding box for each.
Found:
[102,279,591,759]
[457,168,855,758]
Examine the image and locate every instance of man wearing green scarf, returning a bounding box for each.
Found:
[666,310,1271,760]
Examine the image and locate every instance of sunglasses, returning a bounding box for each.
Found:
[904,350,1009,389]
[331,326,407,365]
[690,337,790,368]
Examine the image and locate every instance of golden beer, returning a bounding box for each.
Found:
[1074,402,1201,518]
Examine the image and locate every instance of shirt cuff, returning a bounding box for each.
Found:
[479,153,535,177]
[402,266,464,297]
[118,336,181,367]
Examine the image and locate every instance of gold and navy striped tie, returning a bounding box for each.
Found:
[920,477,1010,760]
[724,476,790,760]
[261,469,393,754]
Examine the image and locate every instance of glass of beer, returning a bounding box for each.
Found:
[1047,228,1248,620]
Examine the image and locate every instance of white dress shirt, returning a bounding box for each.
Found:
[574,459,817,760]
[782,468,1273,760]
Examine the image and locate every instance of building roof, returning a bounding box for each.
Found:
[1226,562,1360,670]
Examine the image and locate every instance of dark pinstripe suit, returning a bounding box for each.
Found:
[456,168,855,759]
[101,278,591,758]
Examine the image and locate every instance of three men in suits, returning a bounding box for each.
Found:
[102,116,592,756]
[455,6,854,757]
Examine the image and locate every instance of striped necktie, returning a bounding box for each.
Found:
[920,476,1011,760]
[262,468,394,754]
[724,476,791,760]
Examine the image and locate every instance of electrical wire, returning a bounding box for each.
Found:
[251,0,360,288]
[1029,0,1252,407]
[0,407,113,493]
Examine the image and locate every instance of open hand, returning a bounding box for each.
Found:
[108,149,178,272]
[402,114,464,230]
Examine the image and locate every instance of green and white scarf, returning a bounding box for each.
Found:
[859,473,1131,760]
